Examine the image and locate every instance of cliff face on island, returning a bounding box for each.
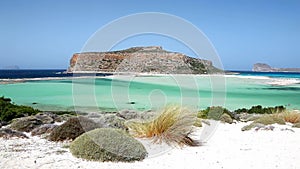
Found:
[68,46,222,74]
[253,63,300,72]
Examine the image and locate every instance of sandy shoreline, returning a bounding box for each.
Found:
[1,122,300,169]
[1,73,300,86]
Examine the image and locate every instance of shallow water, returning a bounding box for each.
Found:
[0,75,299,111]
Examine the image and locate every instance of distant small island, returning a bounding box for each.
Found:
[2,65,20,70]
[68,46,222,74]
[253,63,300,72]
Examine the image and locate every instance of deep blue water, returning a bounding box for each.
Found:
[0,69,112,79]
[0,70,300,79]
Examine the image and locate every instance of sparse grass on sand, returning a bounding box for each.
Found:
[126,105,201,147]
[242,110,300,131]
[278,111,300,124]
[250,110,300,125]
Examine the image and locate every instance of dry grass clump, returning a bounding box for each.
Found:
[254,114,286,125]
[241,111,300,131]
[278,111,300,124]
[126,105,200,147]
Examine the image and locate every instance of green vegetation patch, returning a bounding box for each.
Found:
[0,97,39,122]
[70,128,148,162]
[254,114,285,125]
[197,106,232,120]
[235,105,285,114]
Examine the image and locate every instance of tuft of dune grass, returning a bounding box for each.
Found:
[126,105,201,147]
[241,110,300,131]
[278,111,300,124]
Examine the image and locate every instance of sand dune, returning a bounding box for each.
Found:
[1,122,299,169]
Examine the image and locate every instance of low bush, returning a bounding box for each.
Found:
[197,106,231,120]
[220,113,233,124]
[126,105,200,147]
[254,114,285,125]
[70,128,147,162]
[235,105,285,114]
[49,116,101,141]
[193,118,202,127]
[0,97,39,122]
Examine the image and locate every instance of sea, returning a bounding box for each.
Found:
[0,69,300,112]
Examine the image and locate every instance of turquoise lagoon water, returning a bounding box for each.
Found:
[0,74,300,111]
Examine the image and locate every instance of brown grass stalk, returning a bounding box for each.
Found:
[279,111,300,124]
[126,105,201,147]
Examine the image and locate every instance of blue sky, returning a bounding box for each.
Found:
[0,0,299,70]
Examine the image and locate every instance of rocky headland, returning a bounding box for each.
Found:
[253,63,300,72]
[68,46,222,74]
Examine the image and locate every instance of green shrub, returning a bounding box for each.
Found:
[70,128,148,162]
[193,118,202,127]
[235,105,286,114]
[207,107,224,120]
[220,113,233,124]
[197,106,231,120]
[197,107,210,119]
[0,97,39,122]
[49,116,101,141]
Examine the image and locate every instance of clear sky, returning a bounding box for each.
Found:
[0,0,299,70]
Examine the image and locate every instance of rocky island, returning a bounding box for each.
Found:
[67,46,222,74]
[253,63,300,72]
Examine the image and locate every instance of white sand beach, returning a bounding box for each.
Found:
[1,122,299,169]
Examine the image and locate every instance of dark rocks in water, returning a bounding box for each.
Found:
[2,97,12,102]
[0,128,28,139]
[10,116,43,132]
[32,102,38,105]
[127,101,135,105]
[31,124,58,136]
